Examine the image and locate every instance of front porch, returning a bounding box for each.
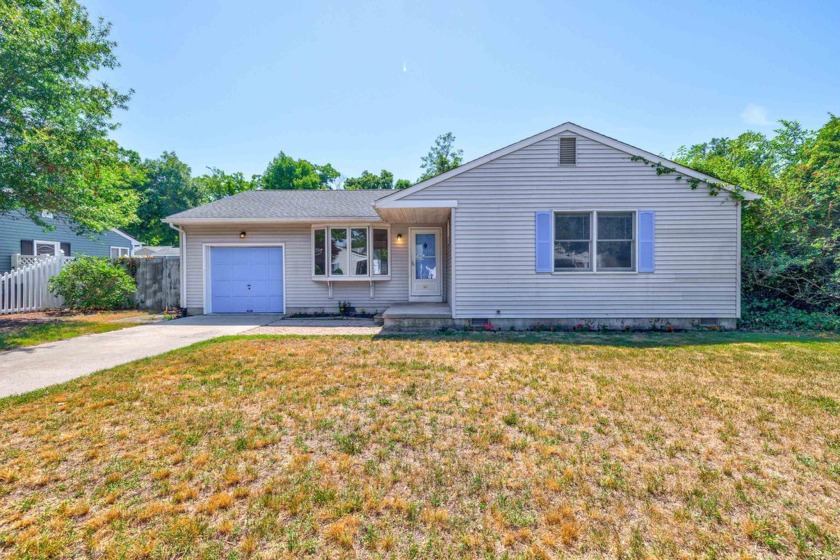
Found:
[381,302,454,330]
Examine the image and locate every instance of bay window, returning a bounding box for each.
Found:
[313,226,390,279]
[553,211,636,272]
[313,229,327,276]
[372,229,389,275]
[331,228,348,275]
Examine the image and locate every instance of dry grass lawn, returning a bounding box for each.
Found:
[0,332,838,559]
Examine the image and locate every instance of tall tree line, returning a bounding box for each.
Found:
[120,133,463,245]
[675,116,840,314]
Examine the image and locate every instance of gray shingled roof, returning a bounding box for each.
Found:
[165,189,389,222]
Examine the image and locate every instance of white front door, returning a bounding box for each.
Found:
[409,228,442,301]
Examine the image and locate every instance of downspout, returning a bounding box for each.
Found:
[169,223,188,315]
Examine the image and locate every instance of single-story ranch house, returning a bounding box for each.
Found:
[164,123,759,329]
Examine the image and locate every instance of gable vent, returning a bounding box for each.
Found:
[559,137,577,165]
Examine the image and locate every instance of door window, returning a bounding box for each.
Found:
[414,233,437,279]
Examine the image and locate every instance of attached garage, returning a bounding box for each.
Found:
[206,246,284,313]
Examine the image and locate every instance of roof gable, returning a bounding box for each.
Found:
[377,123,759,204]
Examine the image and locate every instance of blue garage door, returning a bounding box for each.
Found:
[210,247,284,313]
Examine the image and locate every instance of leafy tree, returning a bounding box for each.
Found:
[125,152,203,245]
[343,169,401,190]
[260,152,339,190]
[395,179,412,189]
[192,167,257,201]
[675,116,839,313]
[418,132,463,182]
[0,0,140,232]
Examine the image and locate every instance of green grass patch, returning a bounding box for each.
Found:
[0,320,133,350]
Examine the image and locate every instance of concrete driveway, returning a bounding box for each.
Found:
[0,314,282,399]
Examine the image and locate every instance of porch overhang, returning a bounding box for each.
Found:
[373,199,457,223]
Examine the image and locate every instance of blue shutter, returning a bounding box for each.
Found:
[535,211,552,273]
[638,210,655,273]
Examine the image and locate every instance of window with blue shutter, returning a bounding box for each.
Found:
[638,210,655,273]
[535,211,552,272]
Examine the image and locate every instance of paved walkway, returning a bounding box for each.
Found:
[246,318,382,336]
[0,314,281,399]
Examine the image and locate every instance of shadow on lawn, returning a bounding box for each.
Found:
[371,329,838,348]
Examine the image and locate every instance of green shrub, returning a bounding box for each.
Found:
[741,298,840,332]
[49,256,137,311]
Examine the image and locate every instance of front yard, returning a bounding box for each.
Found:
[0,311,150,350]
[0,332,838,558]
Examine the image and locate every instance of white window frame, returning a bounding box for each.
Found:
[552,212,592,272]
[551,210,638,274]
[110,246,130,258]
[33,240,61,256]
[311,225,391,281]
[596,211,636,272]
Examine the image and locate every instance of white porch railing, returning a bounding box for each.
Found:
[1,256,70,315]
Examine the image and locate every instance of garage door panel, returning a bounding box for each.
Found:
[210,247,284,313]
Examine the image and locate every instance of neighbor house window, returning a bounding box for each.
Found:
[110,246,129,258]
[597,212,635,270]
[554,213,591,270]
[34,240,60,256]
[553,211,636,272]
[313,226,390,279]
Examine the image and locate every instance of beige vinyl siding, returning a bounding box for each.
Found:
[399,132,740,319]
[182,223,445,312]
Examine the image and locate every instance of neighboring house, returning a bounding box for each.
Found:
[134,246,180,257]
[0,211,142,273]
[164,123,759,329]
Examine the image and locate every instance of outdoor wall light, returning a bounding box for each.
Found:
[239,231,247,239]
[396,233,403,241]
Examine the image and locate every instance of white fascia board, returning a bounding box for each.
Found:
[111,228,142,246]
[376,122,760,203]
[162,216,385,225]
[374,199,458,209]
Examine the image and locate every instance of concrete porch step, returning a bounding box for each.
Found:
[381,303,452,320]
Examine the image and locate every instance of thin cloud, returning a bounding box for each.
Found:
[740,103,772,127]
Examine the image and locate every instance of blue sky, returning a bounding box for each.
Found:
[86,0,840,183]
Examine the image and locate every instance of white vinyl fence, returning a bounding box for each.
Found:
[0,256,70,315]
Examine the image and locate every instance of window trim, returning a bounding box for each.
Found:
[110,246,130,258]
[595,211,636,272]
[311,224,391,281]
[552,212,592,272]
[550,210,639,275]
